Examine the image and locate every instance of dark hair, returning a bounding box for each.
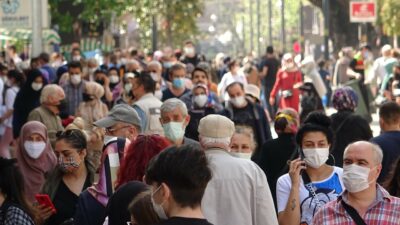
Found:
[7,69,25,87]
[68,61,82,71]
[145,145,212,208]
[131,49,138,57]
[383,157,400,197]
[191,67,209,81]
[56,129,87,150]
[243,64,256,75]
[226,81,244,93]
[0,158,35,219]
[39,52,50,63]
[8,45,16,52]
[228,60,238,70]
[108,67,119,74]
[296,111,334,145]
[135,72,156,94]
[266,46,274,54]
[94,69,107,75]
[169,63,186,77]
[129,190,160,225]
[184,40,194,46]
[317,59,326,69]
[379,102,400,124]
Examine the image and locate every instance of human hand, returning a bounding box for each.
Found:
[288,158,306,187]
[35,204,55,224]
[269,97,275,106]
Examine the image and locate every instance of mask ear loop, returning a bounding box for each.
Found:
[329,154,336,166]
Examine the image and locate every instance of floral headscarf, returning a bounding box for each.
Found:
[332,86,358,111]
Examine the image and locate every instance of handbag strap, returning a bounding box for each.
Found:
[341,200,367,225]
[301,172,323,209]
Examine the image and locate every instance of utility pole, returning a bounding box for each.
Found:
[281,0,286,52]
[300,0,304,58]
[256,0,261,57]
[152,15,158,52]
[249,0,254,52]
[32,0,43,57]
[323,0,330,60]
[268,0,272,46]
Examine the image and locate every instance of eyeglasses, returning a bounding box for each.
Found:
[105,125,131,134]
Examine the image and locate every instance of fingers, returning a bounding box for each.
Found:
[289,158,306,174]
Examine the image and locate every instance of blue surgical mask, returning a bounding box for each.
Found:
[172,78,185,89]
[162,121,185,142]
[163,62,173,69]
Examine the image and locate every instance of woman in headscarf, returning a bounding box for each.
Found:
[77,81,108,126]
[269,53,303,112]
[330,86,372,167]
[15,121,57,203]
[257,108,299,208]
[13,69,48,139]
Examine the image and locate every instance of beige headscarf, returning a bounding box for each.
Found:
[77,82,108,126]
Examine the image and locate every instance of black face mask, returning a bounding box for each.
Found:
[82,93,94,102]
[95,79,105,86]
[57,99,69,119]
[394,72,400,81]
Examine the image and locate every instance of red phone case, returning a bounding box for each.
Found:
[35,194,57,213]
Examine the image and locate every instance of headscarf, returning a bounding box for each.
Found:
[332,86,358,112]
[77,81,108,125]
[106,181,148,225]
[15,121,57,202]
[274,108,299,134]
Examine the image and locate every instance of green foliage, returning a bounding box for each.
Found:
[380,0,400,36]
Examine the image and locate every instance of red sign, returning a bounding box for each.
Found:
[350,1,376,23]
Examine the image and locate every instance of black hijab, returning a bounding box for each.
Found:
[106,181,148,225]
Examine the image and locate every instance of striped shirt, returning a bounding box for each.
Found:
[312,185,400,225]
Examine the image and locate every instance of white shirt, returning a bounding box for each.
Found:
[276,166,344,225]
[202,149,278,225]
[4,86,19,127]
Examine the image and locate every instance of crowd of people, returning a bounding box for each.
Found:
[0,39,400,225]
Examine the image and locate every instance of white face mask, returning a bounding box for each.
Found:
[31,82,43,91]
[230,96,246,108]
[154,90,163,100]
[184,47,195,56]
[163,121,185,142]
[302,147,329,168]
[70,74,82,85]
[343,164,373,193]
[151,185,168,220]
[72,56,81,61]
[150,72,160,81]
[231,152,252,160]
[24,141,46,159]
[109,75,119,84]
[124,83,132,93]
[193,94,208,108]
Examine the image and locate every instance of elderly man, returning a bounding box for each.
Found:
[160,98,199,147]
[199,114,278,225]
[312,141,400,225]
[125,59,140,73]
[132,72,164,135]
[28,84,65,147]
[222,82,272,163]
[62,61,86,116]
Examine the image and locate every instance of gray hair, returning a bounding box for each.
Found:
[234,125,257,151]
[344,141,383,165]
[40,84,64,104]
[199,136,231,150]
[160,98,188,116]
[148,60,162,70]
[87,58,98,66]
[126,59,140,67]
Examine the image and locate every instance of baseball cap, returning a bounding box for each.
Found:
[94,104,141,129]
[198,114,234,138]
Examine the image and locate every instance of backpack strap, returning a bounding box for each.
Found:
[341,200,367,225]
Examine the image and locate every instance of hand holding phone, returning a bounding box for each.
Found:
[35,194,57,214]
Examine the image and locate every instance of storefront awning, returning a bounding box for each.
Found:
[0,28,61,45]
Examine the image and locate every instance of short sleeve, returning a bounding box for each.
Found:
[5,88,17,110]
[276,174,292,213]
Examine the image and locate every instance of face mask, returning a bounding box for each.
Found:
[163,62,173,69]
[151,185,168,220]
[72,56,81,61]
[150,72,159,81]
[163,121,185,142]
[193,94,208,108]
[286,62,295,69]
[24,141,46,159]
[231,152,252,160]
[343,164,374,193]
[155,90,163,100]
[109,75,120,84]
[70,74,81,85]
[184,47,195,56]
[230,96,246,108]
[172,78,185,89]
[89,68,96,74]
[302,147,329,168]
[32,82,43,91]
[58,155,80,173]
[124,83,132,93]
[104,135,116,145]
[96,79,105,86]
[82,93,94,102]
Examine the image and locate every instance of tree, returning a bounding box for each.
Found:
[380,0,400,47]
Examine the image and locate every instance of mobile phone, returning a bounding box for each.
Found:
[35,194,57,213]
[297,147,305,160]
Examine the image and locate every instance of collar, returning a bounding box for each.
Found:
[340,184,393,207]
[41,104,57,115]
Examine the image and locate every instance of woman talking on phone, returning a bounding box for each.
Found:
[276,112,344,225]
[40,129,95,225]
